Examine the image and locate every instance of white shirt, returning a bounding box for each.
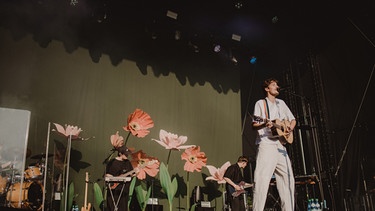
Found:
[253,97,295,145]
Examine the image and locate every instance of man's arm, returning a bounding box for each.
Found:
[224,177,241,191]
[252,121,273,130]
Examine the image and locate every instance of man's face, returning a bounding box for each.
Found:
[239,161,247,168]
[265,81,280,97]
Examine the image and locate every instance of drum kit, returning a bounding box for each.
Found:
[0,152,53,210]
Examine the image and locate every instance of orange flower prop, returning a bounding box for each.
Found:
[53,123,82,139]
[123,109,154,138]
[181,146,207,172]
[205,161,231,184]
[130,150,160,180]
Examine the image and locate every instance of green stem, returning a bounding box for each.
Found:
[166,149,172,167]
[124,132,131,146]
[187,172,190,211]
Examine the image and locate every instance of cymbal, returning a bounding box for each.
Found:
[30,153,54,159]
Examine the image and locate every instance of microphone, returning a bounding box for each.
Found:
[278,85,291,92]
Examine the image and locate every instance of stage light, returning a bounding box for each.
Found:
[167,10,178,20]
[250,56,257,64]
[70,0,78,6]
[213,44,221,53]
[174,30,181,40]
[272,16,279,24]
[232,34,241,42]
[231,56,238,65]
[234,0,243,9]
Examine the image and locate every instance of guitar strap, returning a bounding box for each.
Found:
[263,99,270,119]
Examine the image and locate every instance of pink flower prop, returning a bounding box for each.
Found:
[53,123,82,139]
[123,109,154,138]
[110,131,124,148]
[130,150,160,180]
[152,129,195,150]
[181,146,207,173]
[205,161,231,184]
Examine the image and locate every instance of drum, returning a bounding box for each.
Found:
[6,181,43,210]
[0,176,9,194]
[25,166,42,180]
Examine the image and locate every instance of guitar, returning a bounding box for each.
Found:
[81,172,91,211]
[228,181,253,198]
[252,115,294,144]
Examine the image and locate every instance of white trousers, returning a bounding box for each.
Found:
[252,141,295,211]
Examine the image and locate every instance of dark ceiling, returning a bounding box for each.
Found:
[1,0,374,65]
[0,0,374,93]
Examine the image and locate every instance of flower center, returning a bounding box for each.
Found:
[130,122,140,130]
[138,159,146,167]
[189,155,197,163]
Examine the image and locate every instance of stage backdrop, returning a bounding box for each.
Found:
[0,27,242,210]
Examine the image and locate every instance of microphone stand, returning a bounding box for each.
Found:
[102,150,115,211]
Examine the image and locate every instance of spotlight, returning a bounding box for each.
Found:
[166,10,178,20]
[250,56,257,64]
[234,0,243,9]
[70,0,78,6]
[231,56,238,65]
[151,32,157,40]
[188,41,199,53]
[213,44,221,53]
[231,34,241,42]
[272,16,279,24]
[188,34,200,53]
[174,30,181,40]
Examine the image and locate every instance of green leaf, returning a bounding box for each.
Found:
[93,182,104,209]
[159,162,178,211]
[135,183,147,209]
[68,182,75,211]
[191,203,197,211]
[128,177,137,209]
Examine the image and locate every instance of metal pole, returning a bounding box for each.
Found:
[42,122,51,210]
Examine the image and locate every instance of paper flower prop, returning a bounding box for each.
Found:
[152,129,195,150]
[123,108,154,138]
[53,123,82,139]
[130,150,160,180]
[110,131,124,148]
[205,161,231,184]
[181,146,207,172]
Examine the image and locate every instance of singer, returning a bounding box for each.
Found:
[251,78,296,211]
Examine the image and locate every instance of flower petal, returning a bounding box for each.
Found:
[53,123,66,136]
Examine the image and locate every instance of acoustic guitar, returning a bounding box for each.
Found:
[252,115,294,144]
[81,172,91,211]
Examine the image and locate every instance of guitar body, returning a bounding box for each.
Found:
[252,115,294,144]
[227,181,253,198]
[273,119,293,144]
[81,203,91,211]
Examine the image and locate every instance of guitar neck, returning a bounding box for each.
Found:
[255,115,283,129]
[84,172,88,209]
